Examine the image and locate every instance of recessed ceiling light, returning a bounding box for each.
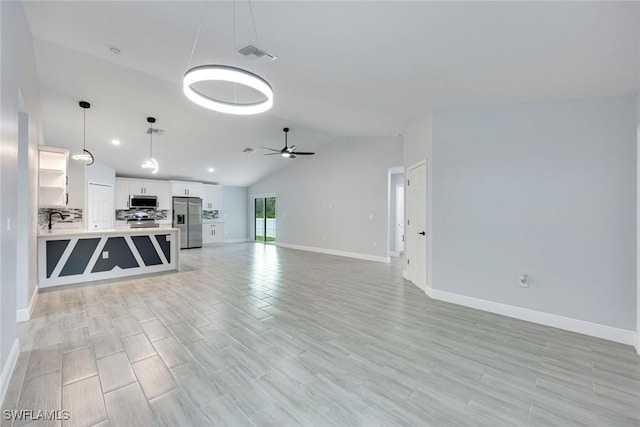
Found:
[208,167,215,173]
[111,139,120,145]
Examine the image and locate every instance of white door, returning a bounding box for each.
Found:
[406,162,427,290]
[88,183,114,230]
[395,183,405,253]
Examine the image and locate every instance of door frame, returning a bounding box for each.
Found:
[249,193,276,243]
[395,183,405,254]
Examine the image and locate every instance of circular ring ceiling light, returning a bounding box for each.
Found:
[183,65,273,115]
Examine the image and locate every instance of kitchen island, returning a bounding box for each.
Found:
[38,227,180,288]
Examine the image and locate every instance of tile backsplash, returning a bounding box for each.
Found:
[203,210,219,220]
[116,208,169,221]
[38,208,83,229]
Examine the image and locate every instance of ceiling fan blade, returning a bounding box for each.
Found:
[292,152,315,155]
[261,146,282,152]
[288,145,297,152]
[289,154,297,159]
[264,153,282,155]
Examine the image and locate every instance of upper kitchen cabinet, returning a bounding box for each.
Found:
[171,181,202,198]
[38,146,69,207]
[202,184,222,211]
[156,181,171,210]
[115,178,130,210]
[129,180,158,196]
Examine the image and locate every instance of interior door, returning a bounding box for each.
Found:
[407,162,427,290]
[88,183,113,230]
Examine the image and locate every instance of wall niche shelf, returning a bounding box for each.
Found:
[38,146,69,208]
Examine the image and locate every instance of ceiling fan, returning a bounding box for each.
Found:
[262,127,315,158]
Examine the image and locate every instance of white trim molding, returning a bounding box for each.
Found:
[0,339,20,408]
[428,288,636,346]
[16,285,38,323]
[277,242,390,263]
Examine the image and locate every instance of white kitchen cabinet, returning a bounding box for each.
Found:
[203,223,224,245]
[115,179,131,209]
[157,181,172,210]
[171,181,202,198]
[202,184,222,211]
[129,180,158,196]
[38,146,69,208]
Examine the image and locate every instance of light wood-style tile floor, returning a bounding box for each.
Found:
[2,243,640,426]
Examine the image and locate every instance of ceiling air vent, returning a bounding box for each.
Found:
[243,147,257,154]
[237,44,277,63]
[146,128,165,136]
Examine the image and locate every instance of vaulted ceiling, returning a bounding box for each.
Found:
[24,1,639,186]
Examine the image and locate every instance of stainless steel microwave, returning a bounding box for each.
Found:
[129,195,158,208]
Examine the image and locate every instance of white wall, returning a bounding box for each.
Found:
[431,95,637,331]
[1,0,42,399]
[16,113,38,318]
[249,136,403,260]
[221,186,248,242]
[637,94,640,352]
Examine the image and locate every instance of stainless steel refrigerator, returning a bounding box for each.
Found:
[173,197,202,249]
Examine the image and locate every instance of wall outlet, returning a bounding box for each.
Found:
[322,235,326,241]
[519,274,529,288]
[373,240,377,247]
[102,251,109,259]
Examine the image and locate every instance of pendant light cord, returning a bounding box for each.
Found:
[149,123,153,159]
[187,0,208,69]
[83,108,86,151]
[233,0,237,104]
[248,0,260,48]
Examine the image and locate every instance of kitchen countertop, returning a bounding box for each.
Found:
[38,226,179,238]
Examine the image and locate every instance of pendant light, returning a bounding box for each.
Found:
[141,117,159,174]
[72,101,94,165]
[183,0,273,115]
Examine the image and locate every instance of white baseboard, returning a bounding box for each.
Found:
[16,285,38,323]
[428,288,636,346]
[277,242,390,263]
[402,270,410,281]
[0,339,20,408]
[225,238,249,244]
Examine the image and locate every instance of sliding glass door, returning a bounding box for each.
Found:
[254,196,276,242]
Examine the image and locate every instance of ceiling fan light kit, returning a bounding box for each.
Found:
[262,127,315,159]
[72,101,95,166]
[183,65,273,115]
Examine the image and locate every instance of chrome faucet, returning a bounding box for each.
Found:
[48,211,67,230]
